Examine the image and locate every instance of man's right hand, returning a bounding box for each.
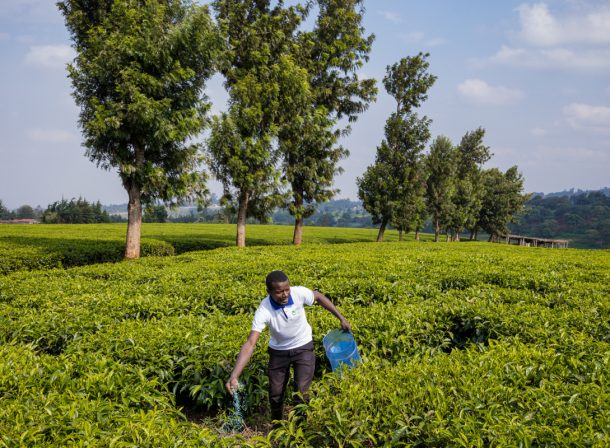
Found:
[226,377,239,394]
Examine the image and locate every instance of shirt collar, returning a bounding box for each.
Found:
[269,294,293,309]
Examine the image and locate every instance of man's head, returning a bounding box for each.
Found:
[266,270,290,304]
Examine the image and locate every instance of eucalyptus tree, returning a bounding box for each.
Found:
[58,0,220,258]
[450,127,491,240]
[478,166,531,241]
[209,0,310,247]
[425,135,457,241]
[357,53,436,242]
[281,0,376,245]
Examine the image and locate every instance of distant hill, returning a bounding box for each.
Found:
[533,187,610,198]
[509,190,610,249]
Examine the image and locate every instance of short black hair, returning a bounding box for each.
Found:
[266,270,289,290]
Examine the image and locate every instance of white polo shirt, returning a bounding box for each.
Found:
[251,286,315,350]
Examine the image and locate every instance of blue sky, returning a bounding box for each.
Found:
[1,0,609,209]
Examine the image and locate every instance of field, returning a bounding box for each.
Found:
[0,223,405,275]
[1,223,609,446]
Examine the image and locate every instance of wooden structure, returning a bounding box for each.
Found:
[495,234,569,248]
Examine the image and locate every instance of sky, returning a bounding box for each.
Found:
[1,0,609,209]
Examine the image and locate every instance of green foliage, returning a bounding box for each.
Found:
[143,204,169,223]
[58,0,221,256]
[42,197,111,224]
[450,127,491,238]
[0,223,405,275]
[425,135,457,240]
[280,0,376,239]
[1,230,609,445]
[307,0,377,122]
[478,166,530,239]
[511,191,610,249]
[209,0,310,245]
[0,199,9,219]
[358,53,435,240]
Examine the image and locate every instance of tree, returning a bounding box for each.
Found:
[143,204,169,223]
[0,200,11,220]
[357,53,436,242]
[14,205,37,219]
[58,0,220,258]
[281,0,376,245]
[425,135,456,241]
[42,197,110,223]
[449,127,491,241]
[280,110,346,244]
[357,162,393,241]
[478,166,530,241]
[208,0,310,247]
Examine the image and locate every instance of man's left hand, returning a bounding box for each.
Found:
[340,318,352,333]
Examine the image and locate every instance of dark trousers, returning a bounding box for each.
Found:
[267,340,315,421]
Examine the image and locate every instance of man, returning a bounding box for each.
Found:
[225,270,352,421]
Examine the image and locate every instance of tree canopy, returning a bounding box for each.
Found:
[58,0,220,257]
[357,53,436,242]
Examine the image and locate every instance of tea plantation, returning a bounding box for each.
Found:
[1,224,609,446]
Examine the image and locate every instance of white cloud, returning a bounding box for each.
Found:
[563,103,610,131]
[488,45,610,71]
[27,128,78,143]
[484,4,610,72]
[517,2,610,46]
[458,79,524,106]
[403,31,424,42]
[398,32,446,48]
[531,127,548,137]
[378,10,402,23]
[522,145,609,164]
[425,38,448,47]
[24,45,74,69]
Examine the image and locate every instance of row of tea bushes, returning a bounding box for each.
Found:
[1,239,609,445]
[0,343,237,447]
[276,337,609,447]
[0,236,174,275]
[0,223,404,275]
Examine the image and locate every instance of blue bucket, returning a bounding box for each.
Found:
[323,329,362,372]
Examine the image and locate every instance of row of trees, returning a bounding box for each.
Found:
[59,0,376,257]
[358,54,529,243]
[0,200,41,221]
[0,198,112,224]
[42,198,111,224]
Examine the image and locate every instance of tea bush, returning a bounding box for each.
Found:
[0,223,404,275]
[1,234,609,446]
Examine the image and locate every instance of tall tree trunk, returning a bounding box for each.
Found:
[415,229,420,241]
[398,226,403,241]
[434,216,440,242]
[453,228,461,242]
[376,217,388,242]
[124,145,145,259]
[445,232,450,242]
[125,182,142,259]
[236,190,249,247]
[292,191,304,245]
[293,216,304,245]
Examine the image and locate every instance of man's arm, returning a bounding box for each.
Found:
[226,330,261,393]
[313,290,352,332]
